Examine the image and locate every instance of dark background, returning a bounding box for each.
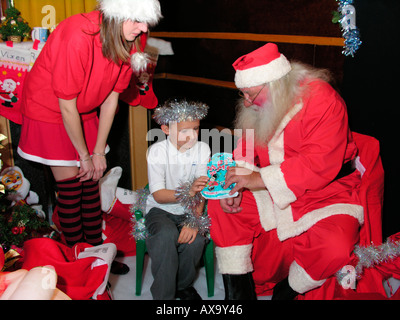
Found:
[10,0,400,239]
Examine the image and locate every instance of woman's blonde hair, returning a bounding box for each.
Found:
[100,14,143,65]
[86,10,143,65]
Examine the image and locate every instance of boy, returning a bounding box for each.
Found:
[145,99,211,300]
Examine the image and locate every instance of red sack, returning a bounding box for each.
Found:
[22,238,112,300]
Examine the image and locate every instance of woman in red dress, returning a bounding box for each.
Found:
[17,0,162,249]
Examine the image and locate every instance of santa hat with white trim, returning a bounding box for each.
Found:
[233,43,292,88]
[98,0,162,26]
[98,0,162,72]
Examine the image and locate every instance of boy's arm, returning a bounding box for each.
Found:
[152,189,177,204]
[153,176,209,204]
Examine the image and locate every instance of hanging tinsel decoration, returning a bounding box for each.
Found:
[132,215,149,241]
[153,99,209,126]
[180,212,211,238]
[130,187,150,241]
[336,238,400,288]
[175,178,203,213]
[333,0,362,57]
[130,187,149,215]
[175,177,210,236]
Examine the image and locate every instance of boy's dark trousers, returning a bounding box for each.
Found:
[145,207,206,300]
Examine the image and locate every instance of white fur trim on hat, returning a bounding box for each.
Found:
[99,0,162,26]
[234,54,292,88]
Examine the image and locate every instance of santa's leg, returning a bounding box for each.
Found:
[81,180,103,246]
[56,177,84,246]
[208,191,263,300]
[286,215,360,297]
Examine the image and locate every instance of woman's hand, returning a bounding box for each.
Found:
[91,153,107,181]
[76,157,94,182]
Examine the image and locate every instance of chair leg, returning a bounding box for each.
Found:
[135,240,146,296]
[203,239,215,297]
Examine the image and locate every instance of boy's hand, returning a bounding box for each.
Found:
[178,226,198,244]
[189,176,209,196]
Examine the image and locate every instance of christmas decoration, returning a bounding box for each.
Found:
[0,7,31,42]
[336,238,400,289]
[0,165,50,250]
[130,187,150,241]
[175,177,210,236]
[180,211,211,238]
[333,0,362,57]
[152,99,209,126]
[0,188,50,248]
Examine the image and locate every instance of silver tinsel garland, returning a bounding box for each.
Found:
[130,180,211,240]
[336,238,400,285]
[153,99,209,126]
[130,187,150,241]
[175,178,211,236]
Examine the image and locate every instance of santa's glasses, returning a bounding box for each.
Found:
[238,84,266,104]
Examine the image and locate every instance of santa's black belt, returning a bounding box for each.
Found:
[334,160,356,181]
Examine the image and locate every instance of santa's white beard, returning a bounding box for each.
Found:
[234,98,289,146]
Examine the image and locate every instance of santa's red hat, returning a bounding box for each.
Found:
[233,43,291,88]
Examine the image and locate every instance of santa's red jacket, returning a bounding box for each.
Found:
[234,80,363,241]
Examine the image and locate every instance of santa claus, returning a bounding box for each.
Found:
[207,43,363,299]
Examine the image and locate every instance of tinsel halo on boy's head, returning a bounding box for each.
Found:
[153,99,209,126]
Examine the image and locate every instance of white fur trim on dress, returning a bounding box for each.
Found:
[234,54,292,88]
[288,261,326,294]
[99,0,162,25]
[215,244,253,274]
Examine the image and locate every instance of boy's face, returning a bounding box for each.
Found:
[162,120,200,151]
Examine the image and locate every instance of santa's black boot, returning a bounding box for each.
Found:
[222,273,257,300]
[271,277,299,300]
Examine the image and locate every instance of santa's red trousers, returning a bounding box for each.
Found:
[208,190,360,295]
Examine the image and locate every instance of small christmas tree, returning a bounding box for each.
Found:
[0,6,31,42]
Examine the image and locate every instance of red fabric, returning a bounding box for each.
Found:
[119,50,158,109]
[102,199,136,256]
[0,64,27,124]
[20,11,136,124]
[18,115,101,163]
[0,245,4,270]
[233,43,281,71]
[297,133,394,300]
[234,81,361,228]
[209,193,359,296]
[21,238,108,300]
[352,132,384,245]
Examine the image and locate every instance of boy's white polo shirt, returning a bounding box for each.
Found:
[146,137,211,215]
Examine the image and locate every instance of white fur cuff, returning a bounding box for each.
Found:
[260,164,297,209]
[215,244,253,274]
[288,261,326,294]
